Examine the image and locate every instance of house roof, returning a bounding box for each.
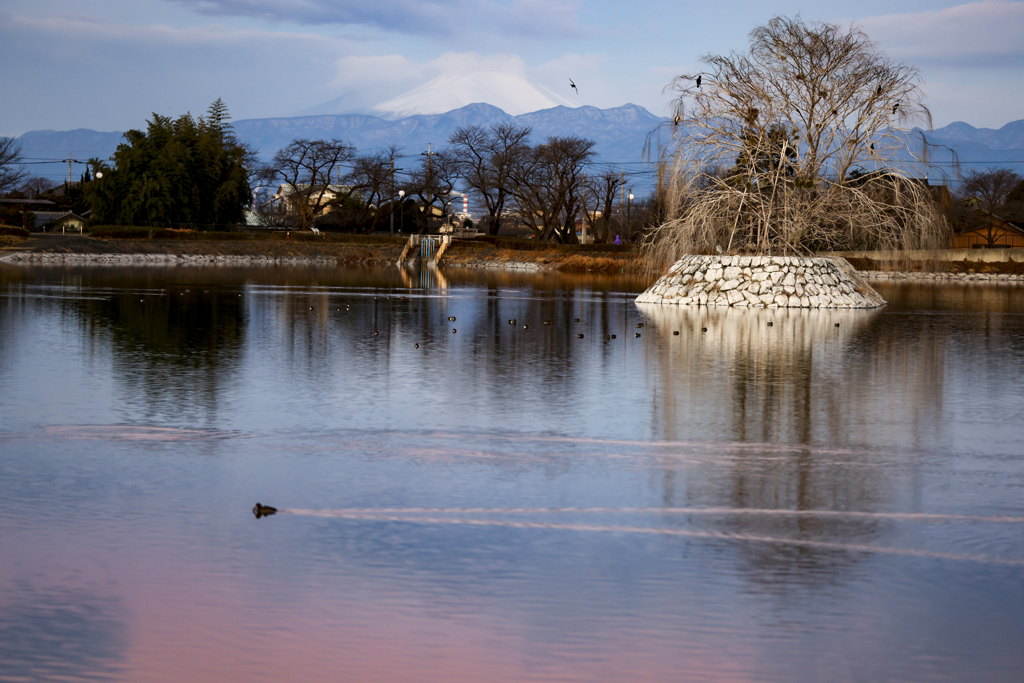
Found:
[33,211,86,228]
[274,183,353,197]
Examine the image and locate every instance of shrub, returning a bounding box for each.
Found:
[87,225,154,238]
[0,225,30,237]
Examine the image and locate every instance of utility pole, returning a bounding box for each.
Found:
[68,154,73,184]
[581,171,588,244]
[620,166,626,218]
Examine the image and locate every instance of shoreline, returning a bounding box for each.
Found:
[2,237,1023,283]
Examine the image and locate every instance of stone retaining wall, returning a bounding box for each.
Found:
[859,270,1024,283]
[637,255,886,309]
[0,253,341,266]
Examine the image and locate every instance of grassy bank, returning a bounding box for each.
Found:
[845,256,1024,275]
[6,230,645,272]
[9,230,1024,277]
[440,237,643,274]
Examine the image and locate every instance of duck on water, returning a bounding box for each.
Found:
[252,502,278,518]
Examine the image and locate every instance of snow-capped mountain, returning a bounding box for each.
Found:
[364,70,576,120]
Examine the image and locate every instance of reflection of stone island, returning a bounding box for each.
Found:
[252,503,277,518]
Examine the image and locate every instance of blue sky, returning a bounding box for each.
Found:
[1,0,1021,136]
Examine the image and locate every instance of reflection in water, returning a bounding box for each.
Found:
[0,589,125,682]
[1,265,1023,682]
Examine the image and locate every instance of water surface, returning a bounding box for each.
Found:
[1,264,1022,682]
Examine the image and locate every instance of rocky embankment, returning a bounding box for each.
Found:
[637,255,886,308]
[858,270,1024,282]
[0,237,403,266]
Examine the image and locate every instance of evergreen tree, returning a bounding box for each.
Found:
[85,101,252,227]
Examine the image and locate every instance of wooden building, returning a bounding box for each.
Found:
[950,212,1024,249]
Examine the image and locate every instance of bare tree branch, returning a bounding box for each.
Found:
[647,16,948,263]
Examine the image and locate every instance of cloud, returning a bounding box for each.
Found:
[164,0,592,39]
[856,1,1024,68]
[0,13,358,134]
[304,52,574,117]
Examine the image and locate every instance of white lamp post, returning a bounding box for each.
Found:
[398,190,405,234]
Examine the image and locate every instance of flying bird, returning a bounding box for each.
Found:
[569,78,578,95]
[696,75,702,88]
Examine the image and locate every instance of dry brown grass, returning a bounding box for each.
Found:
[555,254,643,274]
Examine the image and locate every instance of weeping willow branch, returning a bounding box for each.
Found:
[645,15,949,267]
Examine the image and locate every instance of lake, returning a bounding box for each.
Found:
[1,263,1022,683]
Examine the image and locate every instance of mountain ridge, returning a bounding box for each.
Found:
[14,107,1024,188]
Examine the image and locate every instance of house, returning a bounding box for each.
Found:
[33,211,87,233]
[950,211,1024,249]
[271,184,358,217]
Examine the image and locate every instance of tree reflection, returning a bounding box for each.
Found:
[0,588,126,681]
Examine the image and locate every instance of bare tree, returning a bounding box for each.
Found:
[953,167,1024,247]
[20,177,56,198]
[585,167,627,243]
[0,137,26,196]
[508,136,595,243]
[342,146,399,233]
[269,139,356,230]
[406,150,459,233]
[449,123,532,236]
[959,168,1022,214]
[646,16,947,264]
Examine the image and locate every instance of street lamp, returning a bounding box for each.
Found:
[398,190,405,234]
[627,190,634,225]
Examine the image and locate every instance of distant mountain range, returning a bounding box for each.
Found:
[15,105,1024,190]
[231,103,666,164]
[300,70,576,120]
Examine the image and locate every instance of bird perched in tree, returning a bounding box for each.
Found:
[569,78,578,95]
[892,103,900,114]
[696,75,702,88]
[876,84,883,96]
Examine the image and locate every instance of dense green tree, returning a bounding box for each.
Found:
[85,101,253,227]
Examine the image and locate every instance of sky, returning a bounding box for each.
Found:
[1,0,1022,137]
